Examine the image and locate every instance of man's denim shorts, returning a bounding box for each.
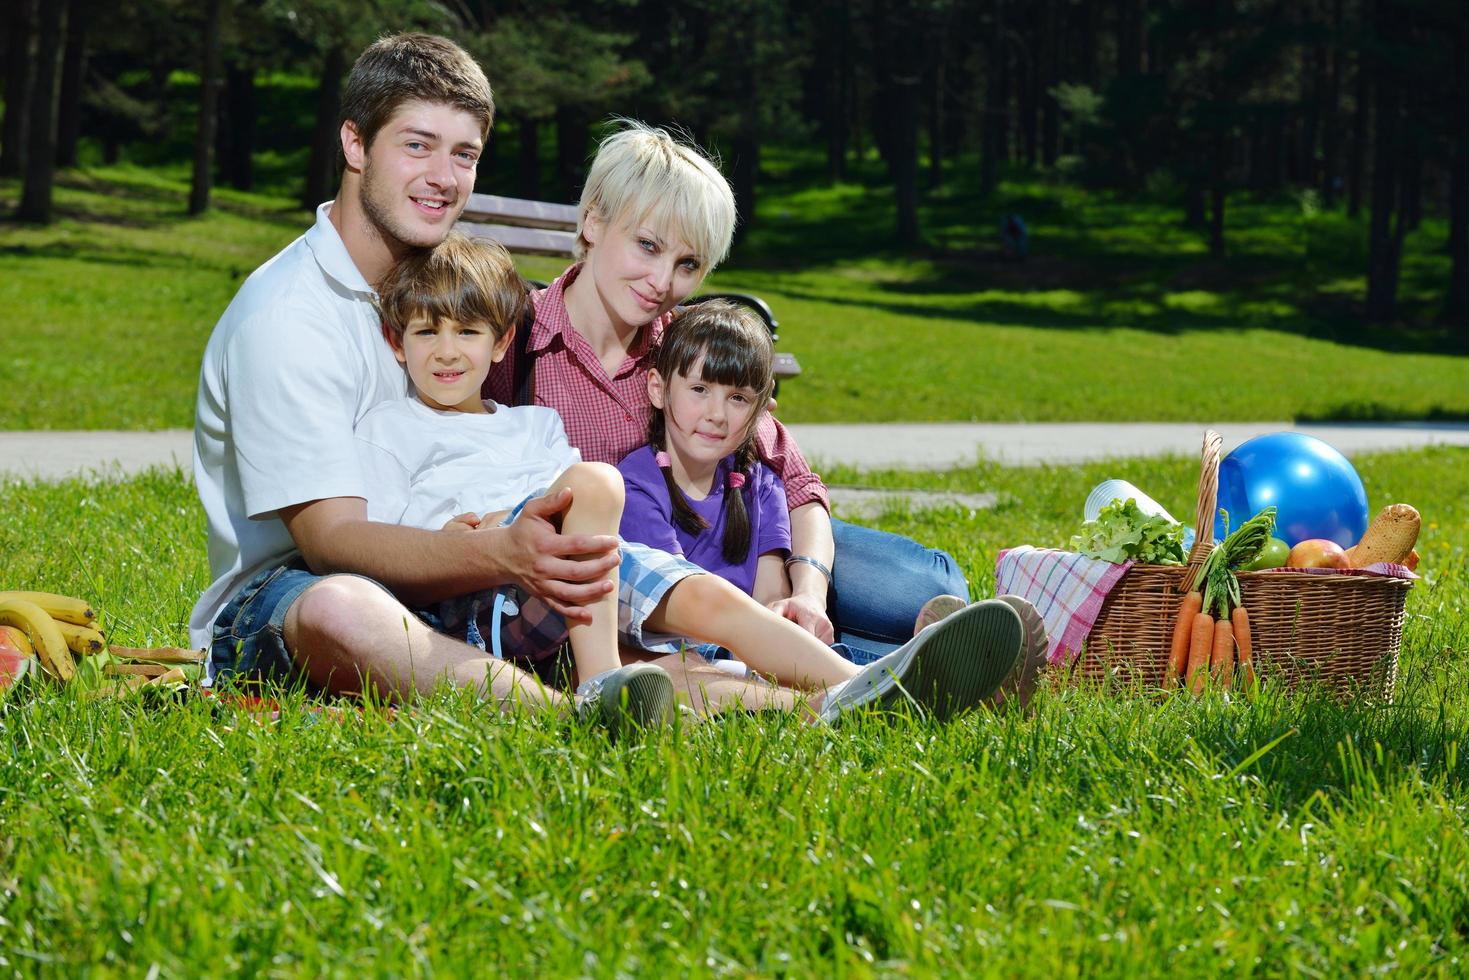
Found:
[207,560,389,685]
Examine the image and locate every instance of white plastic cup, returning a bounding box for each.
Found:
[1084,479,1177,524]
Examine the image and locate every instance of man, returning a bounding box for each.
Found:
[190,33,643,716]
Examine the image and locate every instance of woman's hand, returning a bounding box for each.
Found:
[766,595,835,645]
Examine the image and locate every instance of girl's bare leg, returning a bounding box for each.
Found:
[623,645,808,716]
[543,462,625,681]
[643,574,861,690]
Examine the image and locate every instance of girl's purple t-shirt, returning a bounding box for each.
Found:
[617,445,791,595]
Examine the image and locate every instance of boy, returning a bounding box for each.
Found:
[356,233,1032,724]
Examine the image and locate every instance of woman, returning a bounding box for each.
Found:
[485,121,969,661]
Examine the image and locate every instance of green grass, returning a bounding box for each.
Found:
[3,447,1467,973]
[3,164,1468,430]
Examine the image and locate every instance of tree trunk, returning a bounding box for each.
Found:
[1300,44,1322,191]
[980,0,1007,195]
[1320,0,1343,207]
[218,63,256,191]
[1444,20,1469,326]
[928,56,944,188]
[893,73,921,246]
[1364,5,1402,323]
[555,106,589,201]
[1041,0,1060,166]
[1208,131,1227,258]
[886,2,922,246]
[1347,45,1368,218]
[515,115,540,199]
[822,0,849,182]
[0,0,38,178]
[302,45,345,210]
[188,0,223,216]
[1020,9,1039,168]
[1400,133,1422,232]
[17,0,65,223]
[731,12,759,248]
[54,4,84,168]
[1116,0,1144,76]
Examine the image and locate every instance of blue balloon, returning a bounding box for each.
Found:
[1214,432,1369,548]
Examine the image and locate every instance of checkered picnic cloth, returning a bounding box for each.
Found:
[994,546,1135,666]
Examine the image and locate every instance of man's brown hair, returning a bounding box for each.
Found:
[376,233,529,347]
[340,33,494,152]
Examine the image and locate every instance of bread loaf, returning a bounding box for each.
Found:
[1345,503,1420,567]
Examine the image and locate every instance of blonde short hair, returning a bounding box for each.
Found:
[575,120,736,273]
[376,233,528,346]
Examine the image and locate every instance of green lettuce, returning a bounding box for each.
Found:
[1069,498,1187,565]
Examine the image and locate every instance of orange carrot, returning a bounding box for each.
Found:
[1232,606,1254,689]
[1186,612,1214,695]
[1166,591,1203,688]
[1211,618,1235,691]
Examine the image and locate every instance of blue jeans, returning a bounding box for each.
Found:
[828,518,971,664]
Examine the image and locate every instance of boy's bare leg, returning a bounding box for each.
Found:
[542,462,625,681]
[283,575,563,713]
[643,574,861,690]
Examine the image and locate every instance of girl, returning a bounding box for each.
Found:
[484,120,971,659]
[615,300,855,657]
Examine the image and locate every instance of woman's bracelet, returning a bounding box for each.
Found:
[784,554,832,583]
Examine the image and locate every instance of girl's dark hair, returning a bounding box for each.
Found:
[648,299,774,565]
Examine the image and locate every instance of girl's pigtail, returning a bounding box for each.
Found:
[649,411,709,536]
[720,441,757,565]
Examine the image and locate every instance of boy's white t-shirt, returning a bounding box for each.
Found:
[189,203,408,649]
[353,397,582,531]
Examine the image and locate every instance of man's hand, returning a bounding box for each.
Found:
[442,512,481,532]
[767,594,835,644]
[499,487,619,624]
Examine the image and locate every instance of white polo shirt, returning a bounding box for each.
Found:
[189,203,408,649]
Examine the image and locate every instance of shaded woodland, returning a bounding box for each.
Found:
[2,0,1467,326]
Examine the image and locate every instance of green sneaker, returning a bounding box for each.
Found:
[576,663,677,739]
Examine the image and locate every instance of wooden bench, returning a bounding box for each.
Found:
[458,193,801,384]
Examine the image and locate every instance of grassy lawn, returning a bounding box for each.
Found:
[3,164,1467,430]
[2,446,1466,973]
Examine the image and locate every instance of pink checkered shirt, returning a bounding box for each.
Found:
[484,265,829,512]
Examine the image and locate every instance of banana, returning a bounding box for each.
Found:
[55,621,106,656]
[107,646,205,664]
[0,591,97,626]
[0,624,35,656]
[0,599,75,682]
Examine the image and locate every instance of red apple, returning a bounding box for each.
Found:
[1287,538,1350,569]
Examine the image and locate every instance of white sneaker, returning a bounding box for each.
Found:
[576,663,677,739]
[818,600,1024,723]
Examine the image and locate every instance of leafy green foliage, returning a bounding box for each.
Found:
[1069,497,1187,565]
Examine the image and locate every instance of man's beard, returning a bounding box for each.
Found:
[359,163,454,254]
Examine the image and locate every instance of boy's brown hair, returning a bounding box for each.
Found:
[340,33,495,152]
[376,233,529,346]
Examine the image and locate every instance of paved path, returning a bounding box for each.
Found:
[3,421,1468,483]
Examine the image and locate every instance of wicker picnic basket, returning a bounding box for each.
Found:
[1072,430,1412,700]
